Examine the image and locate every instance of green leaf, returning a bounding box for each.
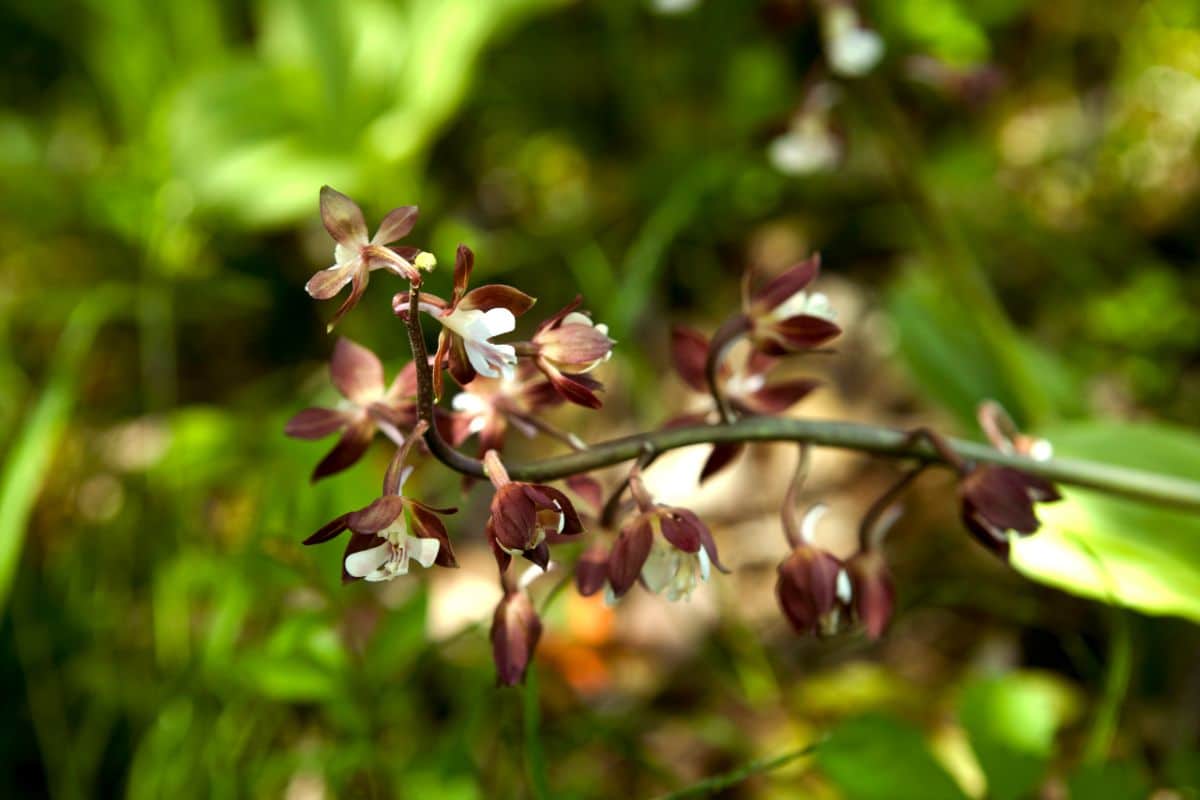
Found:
[816,714,969,800]
[959,672,1080,800]
[1066,760,1151,800]
[1011,422,1200,621]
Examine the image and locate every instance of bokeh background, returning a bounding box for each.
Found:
[3,0,1200,797]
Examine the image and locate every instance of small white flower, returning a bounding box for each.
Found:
[769,119,841,176]
[823,6,884,78]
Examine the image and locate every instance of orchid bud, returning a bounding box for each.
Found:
[575,545,610,597]
[483,451,584,571]
[744,256,841,356]
[959,466,1061,558]
[490,587,542,686]
[843,548,895,639]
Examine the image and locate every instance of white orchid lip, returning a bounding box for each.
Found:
[346,519,441,582]
[767,290,836,324]
[429,304,519,380]
[640,540,711,602]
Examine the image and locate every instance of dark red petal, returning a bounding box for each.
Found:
[491,590,542,686]
[486,519,513,573]
[540,360,603,409]
[565,475,604,515]
[331,337,385,403]
[699,442,742,484]
[752,254,820,311]
[961,505,1012,559]
[765,315,841,350]
[325,267,368,331]
[460,285,537,316]
[285,407,349,439]
[660,510,701,552]
[409,502,458,568]
[303,513,351,545]
[372,205,418,244]
[847,550,894,640]
[742,379,821,414]
[447,335,476,387]
[311,417,374,481]
[532,485,583,536]
[534,296,584,335]
[670,325,711,393]
[390,245,422,263]
[961,467,1043,535]
[607,518,654,597]
[523,540,551,570]
[490,485,537,552]
[319,185,368,246]
[676,508,729,573]
[575,545,609,597]
[453,244,474,303]
[346,495,405,533]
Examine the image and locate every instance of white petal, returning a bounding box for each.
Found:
[345,542,391,578]
[480,307,516,337]
[452,392,486,413]
[466,341,500,378]
[406,535,440,569]
[836,568,853,604]
[697,548,711,582]
[640,546,676,594]
[518,562,551,591]
[561,312,593,328]
[800,503,828,545]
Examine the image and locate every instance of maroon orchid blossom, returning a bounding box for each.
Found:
[959,465,1061,558]
[526,297,615,408]
[482,451,584,572]
[302,424,457,583]
[285,337,419,481]
[743,255,841,356]
[394,244,535,399]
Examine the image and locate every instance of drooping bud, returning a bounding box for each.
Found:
[843,548,894,639]
[483,451,584,571]
[959,466,1061,558]
[744,256,842,356]
[575,545,610,597]
[490,588,542,686]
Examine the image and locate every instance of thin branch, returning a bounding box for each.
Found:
[401,286,1200,513]
[651,743,816,800]
[704,314,751,424]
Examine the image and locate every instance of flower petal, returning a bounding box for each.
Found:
[460,285,537,316]
[371,205,419,244]
[319,186,369,247]
[311,417,375,481]
[453,244,474,303]
[608,517,654,597]
[345,540,391,578]
[669,325,711,393]
[285,407,349,440]
[406,534,441,569]
[741,379,821,414]
[699,442,742,484]
[346,495,405,534]
[331,337,385,403]
[491,590,542,686]
[575,545,609,596]
[410,502,459,568]
[751,255,821,312]
[305,262,357,300]
[303,513,351,545]
[324,267,369,331]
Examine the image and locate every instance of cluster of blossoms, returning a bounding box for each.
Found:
[289,187,1061,685]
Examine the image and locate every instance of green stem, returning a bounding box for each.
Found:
[522,666,550,800]
[652,744,815,800]
[1084,608,1133,762]
[400,289,1200,513]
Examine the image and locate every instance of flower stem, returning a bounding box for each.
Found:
[402,289,1200,513]
[705,313,751,424]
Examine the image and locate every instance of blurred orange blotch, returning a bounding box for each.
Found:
[540,592,615,695]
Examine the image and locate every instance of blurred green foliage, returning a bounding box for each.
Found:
[3,0,1200,797]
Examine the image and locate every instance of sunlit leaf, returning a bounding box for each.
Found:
[958,672,1081,800]
[1011,423,1200,621]
[816,714,969,800]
